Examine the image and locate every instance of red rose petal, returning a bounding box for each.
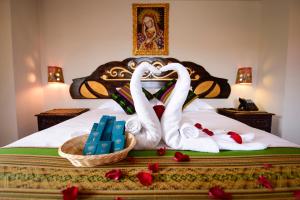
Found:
[227,131,242,144]
[202,128,214,136]
[194,123,203,130]
[105,169,123,181]
[173,152,190,162]
[148,163,159,173]
[62,186,78,200]
[263,163,273,169]
[294,190,300,200]
[208,186,232,200]
[157,147,166,156]
[153,105,165,120]
[137,171,153,186]
[115,197,124,200]
[257,175,273,190]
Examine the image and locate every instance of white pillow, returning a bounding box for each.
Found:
[183,99,215,112]
[97,99,162,114]
[97,99,124,112]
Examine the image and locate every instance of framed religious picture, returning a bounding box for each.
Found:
[132,3,169,55]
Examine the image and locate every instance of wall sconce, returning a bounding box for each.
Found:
[48,66,64,83]
[236,67,252,84]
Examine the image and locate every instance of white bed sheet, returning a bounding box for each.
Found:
[5,108,300,148]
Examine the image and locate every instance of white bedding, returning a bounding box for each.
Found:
[5,108,300,148]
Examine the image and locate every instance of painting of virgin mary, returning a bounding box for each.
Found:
[133,4,169,55]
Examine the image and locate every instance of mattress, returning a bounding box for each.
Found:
[5,108,299,149]
[1,108,300,200]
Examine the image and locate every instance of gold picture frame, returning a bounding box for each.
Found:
[132,3,169,55]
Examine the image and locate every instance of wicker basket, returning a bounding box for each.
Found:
[58,133,136,167]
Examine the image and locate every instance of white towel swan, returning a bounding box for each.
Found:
[160,63,219,153]
[130,62,162,149]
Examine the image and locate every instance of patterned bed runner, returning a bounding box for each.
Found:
[0,149,300,199]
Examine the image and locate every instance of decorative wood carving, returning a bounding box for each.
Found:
[69,57,231,99]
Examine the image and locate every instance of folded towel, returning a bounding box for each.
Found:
[208,129,265,150]
[160,63,219,153]
[125,116,142,135]
[213,137,267,150]
[213,131,255,143]
[179,123,200,138]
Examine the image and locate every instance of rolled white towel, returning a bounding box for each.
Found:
[179,123,200,138]
[214,138,267,150]
[125,116,142,135]
[214,132,255,143]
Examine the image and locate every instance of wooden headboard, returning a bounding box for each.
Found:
[69,57,231,99]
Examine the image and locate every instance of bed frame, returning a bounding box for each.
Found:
[69,57,231,99]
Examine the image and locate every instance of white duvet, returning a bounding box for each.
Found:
[5,108,300,149]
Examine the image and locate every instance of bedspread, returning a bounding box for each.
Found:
[0,148,300,199]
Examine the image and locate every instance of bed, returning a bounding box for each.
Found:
[1,57,300,200]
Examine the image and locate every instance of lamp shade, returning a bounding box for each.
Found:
[48,66,64,83]
[236,67,252,84]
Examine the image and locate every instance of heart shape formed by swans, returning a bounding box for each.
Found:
[129,62,220,152]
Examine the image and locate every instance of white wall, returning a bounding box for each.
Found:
[2,0,299,145]
[39,0,261,110]
[0,0,18,146]
[281,0,300,144]
[10,0,43,139]
[255,0,289,136]
[0,0,43,146]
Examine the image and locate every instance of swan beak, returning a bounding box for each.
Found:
[159,66,171,72]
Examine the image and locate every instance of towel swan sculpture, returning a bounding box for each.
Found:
[129,62,267,151]
[129,62,162,149]
[160,63,220,153]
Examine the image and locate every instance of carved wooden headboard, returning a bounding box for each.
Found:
[69,57,231,99]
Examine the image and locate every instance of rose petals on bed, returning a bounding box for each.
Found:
[202,128,214,136]
[194,123,203,130]
[157,147,166,156]
[208,186,232,200]
[62,186,79,200]
[148,163,159,173]
[153,105,165,120]
[105,169,123,181]
[294,190,300,200]
[174,152,190,162]
[257,175,273,190]
[137,171,153,186]
[227,131,242,144]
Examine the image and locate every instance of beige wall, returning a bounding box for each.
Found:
[281,0,300,143]
[255,0,300,143]
[0,0,18,146]
[1,0,299,145]
[39,0,261,110]
[255,0,289,136]
[0,0,42,146]
[11,0,43,139]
